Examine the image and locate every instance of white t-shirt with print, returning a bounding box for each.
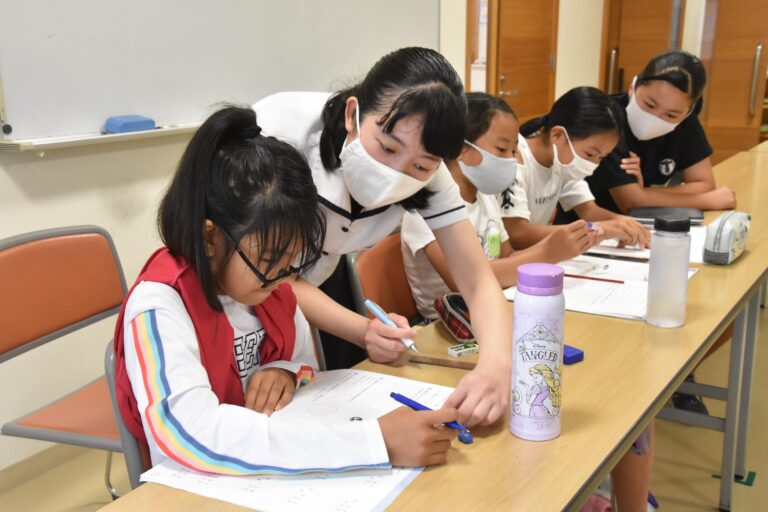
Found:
[497,135,594,225]
[253,92,468,285]
[122,281,388,474]
[401,193,509,320]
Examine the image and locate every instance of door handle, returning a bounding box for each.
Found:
[499,90,518,97]
[749,43,764,117]
[607,47,618,94]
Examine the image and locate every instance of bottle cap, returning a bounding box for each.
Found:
[517,263,564,296]
[653,216,690,233]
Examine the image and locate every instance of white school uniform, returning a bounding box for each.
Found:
[122,281,389,474]
[401,193,509,320]
[497,135,594,224]
[253,92,468,285]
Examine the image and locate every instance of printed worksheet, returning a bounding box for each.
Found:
[586,225,707,263]
[141,370,455,512]
[503,255,698,320]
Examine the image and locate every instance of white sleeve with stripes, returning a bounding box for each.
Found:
[123,281,389,475]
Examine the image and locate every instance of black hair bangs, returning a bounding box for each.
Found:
[377,83,467,161]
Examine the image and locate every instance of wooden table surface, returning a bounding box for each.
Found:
[100,149,768,512]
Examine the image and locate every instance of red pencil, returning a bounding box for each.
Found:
[564,273,625,284]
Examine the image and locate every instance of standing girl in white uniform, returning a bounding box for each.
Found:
[400,92,595,320]
[114,106,457,474]
[254,47,510,426]
[498,87,650,250]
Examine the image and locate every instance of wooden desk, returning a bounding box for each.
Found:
[99,147,768,512]
[749,139,768,152]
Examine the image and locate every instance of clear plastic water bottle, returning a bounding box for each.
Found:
[646,217,691,328]
[511,263,565,441]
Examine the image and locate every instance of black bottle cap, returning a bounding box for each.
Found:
[654,216,690,233]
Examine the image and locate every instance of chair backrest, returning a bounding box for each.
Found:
[104,339,146,489]
[0,226,127,363]
[347,232,419,321]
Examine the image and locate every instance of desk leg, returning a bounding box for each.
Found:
[720,306,747,511]
[735,291,761,479]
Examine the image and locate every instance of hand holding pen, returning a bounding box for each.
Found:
[364,299,419,355]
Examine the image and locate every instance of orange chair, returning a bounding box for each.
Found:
[346,231,420,323]
[0,226,127,497]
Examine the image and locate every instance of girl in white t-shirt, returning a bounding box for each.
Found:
[498,87,650,250]
[255,48,511,427]
[401,93,596,319]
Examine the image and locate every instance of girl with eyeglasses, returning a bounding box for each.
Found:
[112,106,458,475]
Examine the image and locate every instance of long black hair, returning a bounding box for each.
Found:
[319,47,466,210]
[520,86,623,140]
[465,92,517,143]
[636,50,706,103]
[158,106,326,310]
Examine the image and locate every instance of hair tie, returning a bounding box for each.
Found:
[241,125,262,139]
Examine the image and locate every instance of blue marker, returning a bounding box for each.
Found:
[364,299,419,352]
[389,392,473,444]
[586,221,600,232]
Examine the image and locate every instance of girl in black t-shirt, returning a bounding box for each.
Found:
[584,50,736,214]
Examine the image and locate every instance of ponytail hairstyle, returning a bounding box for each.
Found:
[520,86,623,140]
[158,106,326,311]
[636,50,706,104]
[465,92,517,143]
[319,47,467,210]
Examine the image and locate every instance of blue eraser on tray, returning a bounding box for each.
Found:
[563,344,584,365]
[104,115,156,133]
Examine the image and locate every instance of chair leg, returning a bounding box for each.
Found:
[104,451,121,500]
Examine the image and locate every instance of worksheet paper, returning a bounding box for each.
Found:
[140,370,455,512]
[586,225,707,263]
[503,255,698,321]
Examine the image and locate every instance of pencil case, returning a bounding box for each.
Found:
[433,293,474,342]
[703,211,750,265]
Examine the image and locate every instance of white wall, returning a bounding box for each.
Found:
[681,0,706,56]
[0,136,189,470]
[440,0,467,84]
[554,0,605,99]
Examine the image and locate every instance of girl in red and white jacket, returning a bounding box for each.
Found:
[113,106,456,476]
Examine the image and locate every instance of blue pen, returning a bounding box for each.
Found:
[586,221,600,232]
[364,299,419,352]
[389,392,473,444]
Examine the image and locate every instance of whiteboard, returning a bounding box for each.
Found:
[0,0,440,140]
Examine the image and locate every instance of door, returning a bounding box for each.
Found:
[601,0,684,94]
[489,0,558,122]
[700,0,768,163]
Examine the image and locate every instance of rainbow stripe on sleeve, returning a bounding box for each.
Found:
[130,310,388,475]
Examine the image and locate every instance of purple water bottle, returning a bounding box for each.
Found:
[511,263,565,441]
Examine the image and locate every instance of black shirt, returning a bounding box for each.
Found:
[556,92,713,222]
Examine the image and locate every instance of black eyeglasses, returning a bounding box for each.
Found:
[221,230,317,288]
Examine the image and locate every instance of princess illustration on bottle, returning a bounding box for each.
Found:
[524,363,561,417]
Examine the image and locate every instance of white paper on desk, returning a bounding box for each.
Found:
[504,255,698,320]
[140,370,455,512]
[586,225,707,263]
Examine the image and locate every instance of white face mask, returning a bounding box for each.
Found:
[553,128,599,181]
[339,101,428,209]
[625,76,681,141]
[458,141,518,194]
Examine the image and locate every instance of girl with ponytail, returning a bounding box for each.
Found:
[254,47,513,428]
[113,106,458,476]
[498,86,650,251]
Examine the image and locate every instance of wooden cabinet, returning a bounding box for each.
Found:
[700,0,768,163]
